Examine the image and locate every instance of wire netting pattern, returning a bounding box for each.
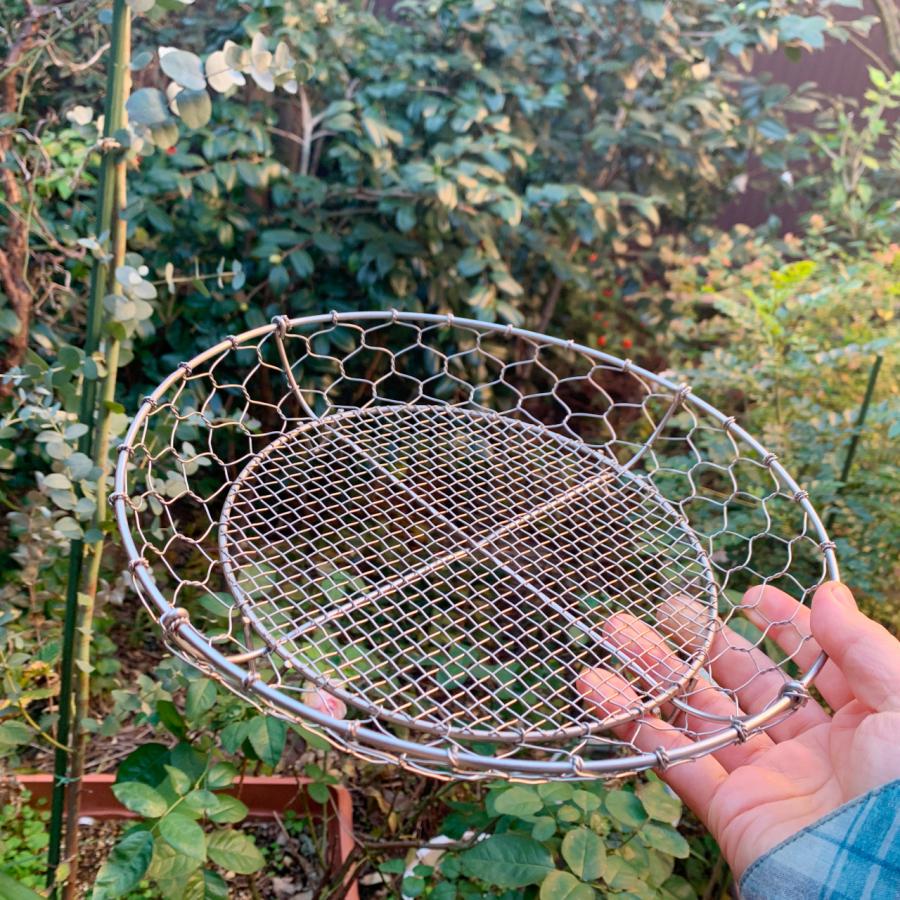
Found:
[114,312,836,781]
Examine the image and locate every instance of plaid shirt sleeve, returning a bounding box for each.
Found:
[739,779,900,900]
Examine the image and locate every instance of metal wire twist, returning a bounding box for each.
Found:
[114,311,836,781]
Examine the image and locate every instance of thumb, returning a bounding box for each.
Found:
[810,582,900,712]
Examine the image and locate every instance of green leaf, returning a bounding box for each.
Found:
[459,834,554,887]
[537,783,574,806]
[116,743,169,787]
[170,742,207,785]
[182,789,220,817]
[164,764,192,796]
[149,120,180,150]
[178,90,212,129]
[58,345,82,371]
[111,782,169,818]
[183,869,229,900]
[557,804,581,824]
[531,816,557,841]
[539,871,595,900]
[493,785,543,818]
[207,794,249,824]
[0,872,44,900]
[561,828,606,882]
[308,781,329,804]
[159,48,206,90]
[572,790,602,812]
[159,812,206,859]
[156,699,187,738]
[147,835,204,885]
[91,830,154,900]
[639,823,690,859]
[431,882,457,900]
[131,49,154,70]
[661,874,699,899]
[605,790,647,829]
[126,88,170,127]
[362,114,403,147]
[206,762,238,790]
[636,778,681,825]
[0,720,33,747]
[379,858,406,874]
[778,15,829,50]
[246,715,286,768]
[219,720,249,754]
[186,678,217,720]
[126,0,155,13]
[289,249,314,278]
[402,875,426,897]
[206,829,265,874]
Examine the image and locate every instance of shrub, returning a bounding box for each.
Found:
[662,233,899,620]
[380,777,696,899]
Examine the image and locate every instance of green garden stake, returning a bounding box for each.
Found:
[46,1,132,892]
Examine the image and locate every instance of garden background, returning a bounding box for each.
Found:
[0,0,897,898]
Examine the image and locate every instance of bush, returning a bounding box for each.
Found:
[662,233,899,620]
[378,777,696,899]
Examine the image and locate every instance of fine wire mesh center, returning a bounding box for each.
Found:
[218,404,717,744]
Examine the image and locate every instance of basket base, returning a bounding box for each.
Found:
[217,404,717,744]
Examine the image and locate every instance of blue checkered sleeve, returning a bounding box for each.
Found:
[739,779,900,899]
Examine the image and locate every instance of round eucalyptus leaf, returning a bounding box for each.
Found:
[177,90,212,129]
[159,47,206,91]
[126,88,170,127]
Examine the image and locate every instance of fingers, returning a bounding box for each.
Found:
[576,666,727,822]
[655,594,827,740]
[705,618,829,741]
[741,584,853,710]
[810,582,900,713]
[603,610,775,771]
[604,612,692,689]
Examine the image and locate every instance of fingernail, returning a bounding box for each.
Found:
[826,582,856,610]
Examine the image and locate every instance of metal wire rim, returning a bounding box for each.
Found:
[114,310,836,781]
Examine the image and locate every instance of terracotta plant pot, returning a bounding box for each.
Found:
[9,774,359,900]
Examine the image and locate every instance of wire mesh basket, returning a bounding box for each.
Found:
[114,311,836,781]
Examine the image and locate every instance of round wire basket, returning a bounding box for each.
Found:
[114,311,836,781]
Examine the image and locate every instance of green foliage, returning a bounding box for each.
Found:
[92,738,265,900]
[664,236,899,620]
[0,791,49,891]
[801,68,900,244]
[388,777,695,899]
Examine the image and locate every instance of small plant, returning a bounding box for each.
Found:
[380,776,695,899]
[0,789,50,890]
[92,741,265,900]
[802,67,900,244]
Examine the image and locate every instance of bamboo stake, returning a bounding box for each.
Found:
[61,32,131,894]
[47,1,131,892]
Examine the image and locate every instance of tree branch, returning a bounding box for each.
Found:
[0,6,46,390]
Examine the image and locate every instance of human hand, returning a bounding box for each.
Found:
[576,582,900,877]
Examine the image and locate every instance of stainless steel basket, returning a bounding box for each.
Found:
[114,311,835,781]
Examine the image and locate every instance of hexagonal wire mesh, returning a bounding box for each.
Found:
[114,311,836,781]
